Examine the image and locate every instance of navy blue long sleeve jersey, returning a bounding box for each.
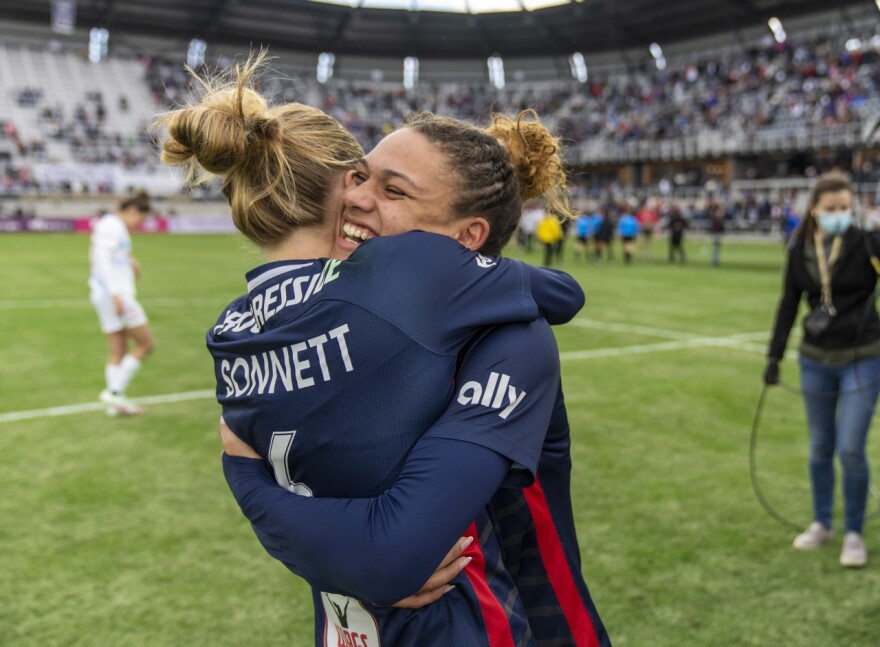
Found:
[208,231,587,645]
[224,321,612,647]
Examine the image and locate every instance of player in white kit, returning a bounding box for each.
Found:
[89,191,156,416]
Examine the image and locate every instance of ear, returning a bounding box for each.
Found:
[342,169,357,188]
[452,217,490,252]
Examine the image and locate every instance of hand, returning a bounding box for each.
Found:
[112,295,125,316]
[391,536,474,609]
[219,417,261,459]
[763,360,780,386]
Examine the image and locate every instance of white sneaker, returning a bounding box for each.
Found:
[99,389,145,417]
[840,532,868,568]
[792,521,833,550]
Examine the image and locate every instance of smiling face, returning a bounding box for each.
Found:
[334,128,465,257]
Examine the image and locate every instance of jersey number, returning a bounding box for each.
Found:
[267,431,314,497]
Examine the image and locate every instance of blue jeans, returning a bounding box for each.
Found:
[799,356,880,533]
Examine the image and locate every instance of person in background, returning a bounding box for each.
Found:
[708,200,725,267]
[636,198,659,259]
[764,172,880,568]
[666,205,688,264]
[573,208,594,261]
[594,208,615,263]
[589,208,604,261]
[783,203,801,246]
[536,207,564,266]
[555,212,572,262]
[88,191,155,416]
[519,199,544,253]
[617,207,639,264]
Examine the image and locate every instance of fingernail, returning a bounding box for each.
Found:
[459,556,472,571]
[443,585,456,594]
[461,536,474,550]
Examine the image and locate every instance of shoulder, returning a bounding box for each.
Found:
[463,319,557,370]
[93,214,118,232]
[209,293,253,340]
[353,230,462,258]
[347,231,499,279]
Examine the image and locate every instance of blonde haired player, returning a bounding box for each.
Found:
[89,191,156,416]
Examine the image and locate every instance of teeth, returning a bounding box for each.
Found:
[342,223,373,243]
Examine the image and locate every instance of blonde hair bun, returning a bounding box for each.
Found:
[155,50,364,247]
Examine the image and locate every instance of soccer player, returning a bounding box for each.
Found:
[617,207,640,264]
[88,191,155,416]
[160,54,609,646]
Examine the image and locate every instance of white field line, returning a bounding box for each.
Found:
[0,298,224,309]
[558,336,796,361]
[0,389,215,424]
[0,320,792,424]
[564,319,799,361]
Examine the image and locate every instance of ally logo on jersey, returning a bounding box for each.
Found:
[457,371,525,419]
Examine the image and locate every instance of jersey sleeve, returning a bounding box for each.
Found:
[220,320,561,605]
[344,232,583,353]
[520,266,584,325]
[420,319,560,485]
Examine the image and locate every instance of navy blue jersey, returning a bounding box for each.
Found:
[223,320,568,646]
[210,232,585,645]
[489,389,611,647]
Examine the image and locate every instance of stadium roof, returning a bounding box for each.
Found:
[0,0,872,60]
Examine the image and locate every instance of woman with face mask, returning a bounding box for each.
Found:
[764,172,880,568]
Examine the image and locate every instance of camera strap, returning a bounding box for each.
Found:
[813,231,841,314]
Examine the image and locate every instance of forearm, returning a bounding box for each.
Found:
[768,265,800,361]
[223,437,510,605]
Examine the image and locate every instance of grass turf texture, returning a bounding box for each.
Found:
[2,232,879,646]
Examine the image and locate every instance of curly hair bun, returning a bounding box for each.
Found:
[488,110,572,220]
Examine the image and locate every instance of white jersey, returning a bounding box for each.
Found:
[89,214,136,297]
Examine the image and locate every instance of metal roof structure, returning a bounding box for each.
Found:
[0,0,873,60]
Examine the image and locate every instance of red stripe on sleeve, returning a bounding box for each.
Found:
[461,522,516,647]
[523,479,600,647]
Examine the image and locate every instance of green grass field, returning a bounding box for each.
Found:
[2,232,880,646]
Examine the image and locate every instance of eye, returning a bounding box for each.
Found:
[385,186,406,197]
[352,171,368,184]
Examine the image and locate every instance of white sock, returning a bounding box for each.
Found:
[117,354,142,394]
[106,363,124,393]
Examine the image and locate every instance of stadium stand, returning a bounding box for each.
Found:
[1,2,878,231]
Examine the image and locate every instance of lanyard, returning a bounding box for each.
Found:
[813,231,842,314]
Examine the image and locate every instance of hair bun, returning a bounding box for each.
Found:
[489,110,572,219]
[249,117,279,141]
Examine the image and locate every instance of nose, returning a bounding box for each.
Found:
[342,170,375,214]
